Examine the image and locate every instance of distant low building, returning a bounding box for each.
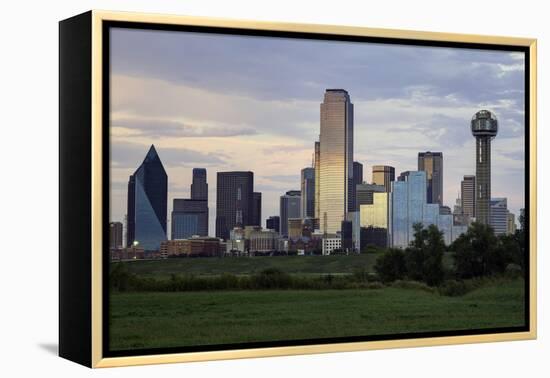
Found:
[110,245,145,261]
[249,229,279,253]
[160,237,224,257]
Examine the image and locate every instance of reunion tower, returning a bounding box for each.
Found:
[471,110,498,225]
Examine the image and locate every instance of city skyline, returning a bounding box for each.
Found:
[109,28,525,234]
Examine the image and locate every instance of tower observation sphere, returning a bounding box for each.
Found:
[471,110,498,225]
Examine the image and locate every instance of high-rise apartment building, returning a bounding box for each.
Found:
[127,145,167,250]
[319,89,354,233]
[418,152,443,205]
[215,171,254,240]
[372,165,395,192]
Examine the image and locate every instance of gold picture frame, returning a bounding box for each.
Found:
[59,10,537,368]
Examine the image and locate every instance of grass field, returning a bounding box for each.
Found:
[109,278,525,350]
[116,253,455,278]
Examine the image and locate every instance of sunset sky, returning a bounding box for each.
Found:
[109,27,526,236]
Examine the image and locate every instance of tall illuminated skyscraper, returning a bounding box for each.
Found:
[471,110,498,225]
[418,151,443,205]
[127,145,167,250]
[319,89,354,234]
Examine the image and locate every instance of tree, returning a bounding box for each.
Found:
[451,222,500,278]
[374,248,406,283]
[404,223,445,286]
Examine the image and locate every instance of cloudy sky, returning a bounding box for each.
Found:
[109,27,526,236]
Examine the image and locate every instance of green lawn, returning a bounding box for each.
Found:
[109,278,525,351]
[115,253,455,278]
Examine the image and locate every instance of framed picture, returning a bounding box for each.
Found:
[59,10,537,368]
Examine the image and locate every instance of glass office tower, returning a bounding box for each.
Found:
[126,145,168,250]
[319,89,354,234]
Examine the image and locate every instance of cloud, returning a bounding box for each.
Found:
[112,118,257,138]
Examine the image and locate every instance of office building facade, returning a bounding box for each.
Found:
[127,145,168,250]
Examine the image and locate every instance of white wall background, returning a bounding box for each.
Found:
[0,0,547,376]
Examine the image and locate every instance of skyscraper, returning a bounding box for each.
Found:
[280,190,301,238]
[171,199,208,239]
[215,171,254,240]
[471,110,498,225]
[266,216,280,233]
[372,165,395,192]
[418,152,443,205]
[461,175,476,218]
[252,192,262,226]
[127,145,168,250]
[301,167,315,219]
[109,221,123,249]
[319,89,354,233]
[352,161,363,210]
[190,168,208,200]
